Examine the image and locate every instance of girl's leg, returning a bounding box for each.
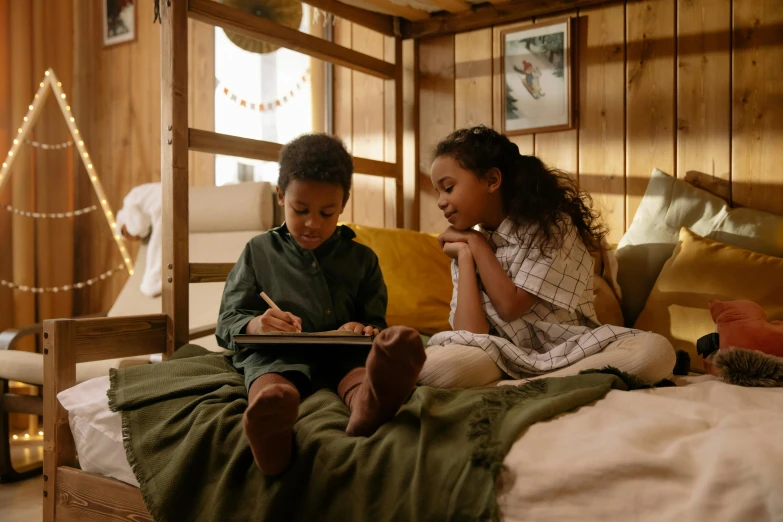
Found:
[418,344,504,388]
[500,332,676,386]
[244,373,300,476]
[337,326,425,437]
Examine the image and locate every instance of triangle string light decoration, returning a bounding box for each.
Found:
[0,68,134,275]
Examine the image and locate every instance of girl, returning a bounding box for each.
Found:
[419,126,674,388]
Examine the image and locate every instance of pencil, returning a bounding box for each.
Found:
[259,291,281,311]
[260,291,301,332]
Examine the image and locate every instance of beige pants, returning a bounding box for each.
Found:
[418,333,676,389]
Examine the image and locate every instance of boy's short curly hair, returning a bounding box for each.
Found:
[278,133,353,204]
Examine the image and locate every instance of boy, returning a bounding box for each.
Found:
[216,134,425,476]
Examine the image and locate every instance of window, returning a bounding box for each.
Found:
[213,19,320,186]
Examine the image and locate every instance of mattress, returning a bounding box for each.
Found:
[59,375,783,520]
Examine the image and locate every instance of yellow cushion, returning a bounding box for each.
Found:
[346,223,453,335]
[634,228,783,372]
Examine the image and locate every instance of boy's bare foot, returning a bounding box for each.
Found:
[244,379,300,476]
[342,326,425,437]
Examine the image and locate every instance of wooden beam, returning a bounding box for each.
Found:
[189,263,234,283]
[189,324,217,340]
[400,0,618,39]
[56,467,152,522]
[71,315,167,364]
[188,0,395,79]
[162,0,190,355]
[347,0,431,21]
[43,319,76,522]
[301,0,396,36]
[428,0,472,13]
[188,129,399,179]
[2,393,43,416]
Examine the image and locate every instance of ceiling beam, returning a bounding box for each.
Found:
[300,0,397,36]
[427,0,472,13]
[349,0,432,21]
[400,0,620,39]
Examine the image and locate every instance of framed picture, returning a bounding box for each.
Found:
[103,0,136,47]
[501,18,576,135]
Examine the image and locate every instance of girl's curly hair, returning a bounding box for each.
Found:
[434,125,606,253]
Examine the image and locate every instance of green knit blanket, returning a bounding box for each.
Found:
[108,345,636,522]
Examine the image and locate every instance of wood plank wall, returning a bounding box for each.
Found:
[417,0,783,241]
[72,0,214,316]
[333,18,398,228]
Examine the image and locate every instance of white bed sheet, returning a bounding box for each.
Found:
[499,375,783,522]
[60,375,783,520]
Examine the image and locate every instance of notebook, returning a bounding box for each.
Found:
[233,330,374,348]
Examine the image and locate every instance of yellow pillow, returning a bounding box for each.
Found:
[346,223,452,335]
[634,227,783,372]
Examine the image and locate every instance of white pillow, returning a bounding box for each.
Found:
[57,376,139,487]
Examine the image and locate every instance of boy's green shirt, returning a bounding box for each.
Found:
[216,224,388,350]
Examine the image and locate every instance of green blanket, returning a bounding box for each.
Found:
[108,345,636,522]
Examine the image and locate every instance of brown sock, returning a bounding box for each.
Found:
[243,373,300,476]
[342,326,425,437]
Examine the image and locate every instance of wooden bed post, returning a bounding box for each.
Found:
[161,0,190,356]
[42,319,77,522]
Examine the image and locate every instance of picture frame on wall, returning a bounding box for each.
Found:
[103,0,136,47]
[501,18,576,136]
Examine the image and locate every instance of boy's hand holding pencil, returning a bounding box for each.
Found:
[247,291,303,334]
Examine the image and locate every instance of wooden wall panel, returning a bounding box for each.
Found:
[384,35,397,228]
[732,0,783,213]
[533,13,578,178]
[455,29,493,128]
[333,18,354,222]
[188,20,216,187]
[414,0,781,237]
[351,25,386,228]
[418,35,454,234]
[578,4,626,245]
[0,0,12,328]
[625,0,676,227]
[677,0,730,196]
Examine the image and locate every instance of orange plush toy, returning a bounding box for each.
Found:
[700,300,783,387]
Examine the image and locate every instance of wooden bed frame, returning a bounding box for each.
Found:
[40,0,619,520]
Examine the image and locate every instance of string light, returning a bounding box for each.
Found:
[60,93,65,99]
[25,138,73,150]
[12,435,18,440]
[39,431,43,436]
[45,71,49,76]
[216,68,310,113]
[4,204,97,219]
[1,263,126,293]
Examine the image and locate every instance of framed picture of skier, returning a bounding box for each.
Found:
[500,18,576,135]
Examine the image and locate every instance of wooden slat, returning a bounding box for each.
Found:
[402,38,420,230]
[43,319,77,522]
[188,0,395,79]
[188,18,216,186]
[625,0,675,228]
[162,0,190,355]
[492,24,534,155]
[677,0,731,197]
[349,0,431,21]
[2,393,43,416]
[301,0,396,36]
[56,467,152,522]
[401,0,617,39]
[732,0,783,215]
[189,263,234,283]
[428,0,472,14]
[418,35,454,234]
[189,324,217,340]
[0,0,11,332]
[455,28,493,127]
[67,314,167,364]
[384,36,398,228]
[533,13,578,180]
[394,36,405,228]
[188,128,398,179]
[333,18,354,222]
[351,25,386,227]
[578,4,626,244]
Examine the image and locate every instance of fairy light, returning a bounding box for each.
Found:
[24,433,29,439]
[45,71,49,76]
[12,435,18,440]
[28,105,33,110]
[13,139,18,145]
[38,431,43,436]
[60,93,65,99]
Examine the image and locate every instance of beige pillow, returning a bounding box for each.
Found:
[616,169,783,327]
[634,228,783,372]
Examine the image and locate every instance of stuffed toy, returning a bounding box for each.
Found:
[697,300,783,387]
